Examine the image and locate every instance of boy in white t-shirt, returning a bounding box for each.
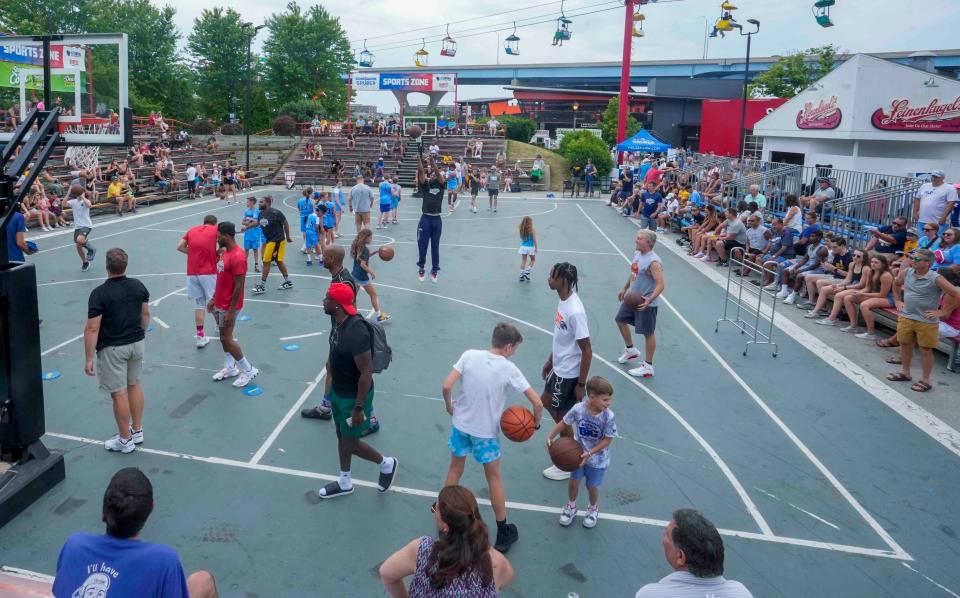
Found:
[441,322,544,554]
[66,184,97,271]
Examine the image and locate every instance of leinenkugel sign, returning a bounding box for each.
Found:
[796,95,842,129]
[871,96,960,132]
[352,73,456,92]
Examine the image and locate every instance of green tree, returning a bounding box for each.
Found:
[187,7,249,122]
[0,0,92,34]
[750,45,837,98]
[558,130,612,176]
[263,3,353,120]
[599,96,641,146]
[496,115,537,142]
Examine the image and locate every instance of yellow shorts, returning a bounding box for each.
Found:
[263,240,286,264]
[897,316,940,349]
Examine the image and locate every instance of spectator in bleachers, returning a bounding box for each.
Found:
[312,143,324,161]
[378,117,387,135]
[798,235,851,309]
[392,137,403,157]
[783,194,803,233]
[154,159,174,195]
[815,253,879,328]
[918,223,941,253]
[934,268,960,339]
[800,178,836,213]
[914,170,958,236]
[346,130,356,149]
[530,155,544,182]
[678,205,705,247]
[487,117,499,136]
[806,248,866,319]
[714,207,748,266]
[309,117,322,136]
[744,184,766,211]
[865,216,908,255]
[379,139,389,155]
[737,212,770,269]
[758,218,798,289]
[53,467,219,597]
[934,227,960,272]
[888,249,960,392]
[106,175,136,216]
[780,230,827,304]
[839,253,895,338]
[688,204,720,259]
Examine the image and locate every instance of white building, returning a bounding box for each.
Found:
[754,53,960,179]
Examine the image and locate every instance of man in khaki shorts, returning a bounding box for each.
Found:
[84,248,151,453]
[348,175,373,232]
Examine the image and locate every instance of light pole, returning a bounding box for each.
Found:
[572,101,579,129]
[737,19,760,159]
[243,22,266,173]
[701,16,710,60]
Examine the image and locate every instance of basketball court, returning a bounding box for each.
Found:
[0,186,957,597]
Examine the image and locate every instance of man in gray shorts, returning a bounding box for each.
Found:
[615,229,665,378]
[84,248,151,453]
[349,175,373,233]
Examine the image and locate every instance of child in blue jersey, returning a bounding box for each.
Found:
[446,165,459,212]
[305,205,322,266]
[321,196,336,247]
[297,188,315,252]
[377,176,393,229]
[331,181,344,237]
[241,196,262,272]
[518,215,538,282]
[390,178,401,225]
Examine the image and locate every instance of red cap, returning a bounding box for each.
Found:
[327,282,358,315]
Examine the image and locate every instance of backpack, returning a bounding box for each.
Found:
[362,318,392,373]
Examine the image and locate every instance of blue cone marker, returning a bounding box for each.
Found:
[238,314,251,322]
[42,370,61,381]
[243,385,264,396]
[282,343,299,351]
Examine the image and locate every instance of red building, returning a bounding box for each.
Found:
[700,98,788,156]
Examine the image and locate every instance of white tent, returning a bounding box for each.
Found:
[753,53,960,178]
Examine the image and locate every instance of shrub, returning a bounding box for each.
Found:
[496,115,537,142]
[192,119,217,135]
[277,99,326,124]
[220,122,242,135]
[273,115,297,136]
[558,130,613,176]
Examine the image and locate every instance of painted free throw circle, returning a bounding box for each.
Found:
[282,344,300,351]
[42,370,61,381]
[243,385,264,396]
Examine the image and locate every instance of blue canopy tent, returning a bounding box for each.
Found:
[615,129,671,153]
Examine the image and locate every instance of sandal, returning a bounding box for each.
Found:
[885,356,903,365]
[876,337,900,349]
[911,381,932,393]
[886,372,912,382]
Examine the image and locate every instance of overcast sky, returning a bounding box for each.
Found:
[160,0,960,110]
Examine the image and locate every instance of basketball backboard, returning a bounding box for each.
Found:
[0,33,129,146]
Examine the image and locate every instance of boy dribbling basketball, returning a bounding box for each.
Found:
[441,323,544,554]
[545,376,616,529]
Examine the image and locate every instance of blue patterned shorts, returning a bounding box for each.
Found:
[448,426,501,464]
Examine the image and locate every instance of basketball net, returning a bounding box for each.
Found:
[62,121,105,172]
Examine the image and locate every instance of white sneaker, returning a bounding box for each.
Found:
[628,362,655,378]
[195,335,211,348]
[803,310,821,319]
[776,288,790,299]
[855,332,876,340]
[129,428,144,444]
[104,435,135,453]
[582,505,600,529]
[543,465,571,481]
[699,255,713,262]
[762,283,778,291]
[232,367,259,388]
[559,502,577,527]
[212,366,240,381]
[783,292,797,305]
[815,318,836,326]
[694,252,705,259]
[617,347,641,364]
[839,324,856,332]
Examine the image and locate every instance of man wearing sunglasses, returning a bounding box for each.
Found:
[865,217,908,255]
[889,249,960,393]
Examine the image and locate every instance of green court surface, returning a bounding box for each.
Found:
[4,186,960,597]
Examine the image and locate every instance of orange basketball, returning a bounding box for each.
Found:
[500,405,536,442]
[548,437,584,472]
[623,290,646,310]
[378,245,395,261]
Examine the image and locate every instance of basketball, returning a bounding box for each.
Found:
[378,245,395,261]
[548,437,584,472]
[500,405,537,442]
[623,290,647,310]
[406,124,422,138]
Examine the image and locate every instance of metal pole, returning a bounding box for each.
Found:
[702,17,710,60]
[86,46,94,115]
[245,34,252,173]
[615,0,634,159]
[346,74,352,130]
[737,33,752,159]
[42,37,52,108]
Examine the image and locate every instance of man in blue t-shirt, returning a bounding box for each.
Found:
[5,210,35,262]
[53,468,218,598]
[241,196,262,273]
[638,182,663,231]
[865,216,909,254]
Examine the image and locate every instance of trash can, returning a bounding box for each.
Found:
[284,171,297,189]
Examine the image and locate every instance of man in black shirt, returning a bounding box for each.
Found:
[317,283,398,499]
[252,195,293,295]
[416,155,445,283]
[84,248,151,454]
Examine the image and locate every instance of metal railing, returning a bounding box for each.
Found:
[716,247,779,357]
[820,180,925,249]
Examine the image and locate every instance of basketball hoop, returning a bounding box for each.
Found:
[61,118,109,172]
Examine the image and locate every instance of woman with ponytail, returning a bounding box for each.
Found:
[380,485,514,597]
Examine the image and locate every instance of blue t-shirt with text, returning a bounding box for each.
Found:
[242,207,261,244]
[640,191,663,218]
[6,211,26,262]
[379,181,393,205]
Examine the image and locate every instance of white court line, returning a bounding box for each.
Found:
[579,203,913,560]
[754,487,840,530]
[902,563,960,598]
[148,362,219,373]
[0,565,55,583]
[151,317,170,329]
[141,228,187,233]
[279,331,325,341]
[40,334,83,357]
[42,430,906,560]
[387,240,619,256]
[249,367,327,465]
[150,286,186,306]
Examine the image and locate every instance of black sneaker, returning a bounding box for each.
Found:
[301,404,332,420]
[494,523,519,553]
[279,280,293,291]
[251,283,266,295]
[81,261,90,272]
[86,246,97,261]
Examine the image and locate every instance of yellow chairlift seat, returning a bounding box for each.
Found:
[721,1,737,10]
[715,18,734,31]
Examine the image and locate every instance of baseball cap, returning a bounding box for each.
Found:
[931,169,946,178]
[218,221,237,236]
[906,227,919,237]
[327,282,358,316]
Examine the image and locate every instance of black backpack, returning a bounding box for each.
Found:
[362,318,392,373]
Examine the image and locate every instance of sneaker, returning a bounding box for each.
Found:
[542,465,571,481]
[656,227,665,234]
[86,246,97,261]
[694,252,705,259]
[418,269,426,282]
[104,435,135,454]
[798,301,815,310]
[784,292,797,305]
[306,260,312,266]
[559,502,577,527]
[699,255,713,262]
[839,324,856,332]
[212,366,240,381]
[377,455,397,491]
[129,428,144,444]
[318,481,354,499]
[582,505,600,529]
[279,280,293,291]
[803,310,823,319]
[254,265,261,273]
[493,523,518,553]
[815,318,836,326]
[776,288,790,299]
[81,261,90,272]
[855,332,876,340]
[763,283,778,291]
[617,347,641,364]
[232,367,259,388]
[628,362,655,378]
[377,313,391,323]
[300,403,332,419]
[430,272,438,284]
[251,283,266,295]
[195,335,211,348]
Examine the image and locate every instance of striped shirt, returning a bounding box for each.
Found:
[635,572,753,598]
